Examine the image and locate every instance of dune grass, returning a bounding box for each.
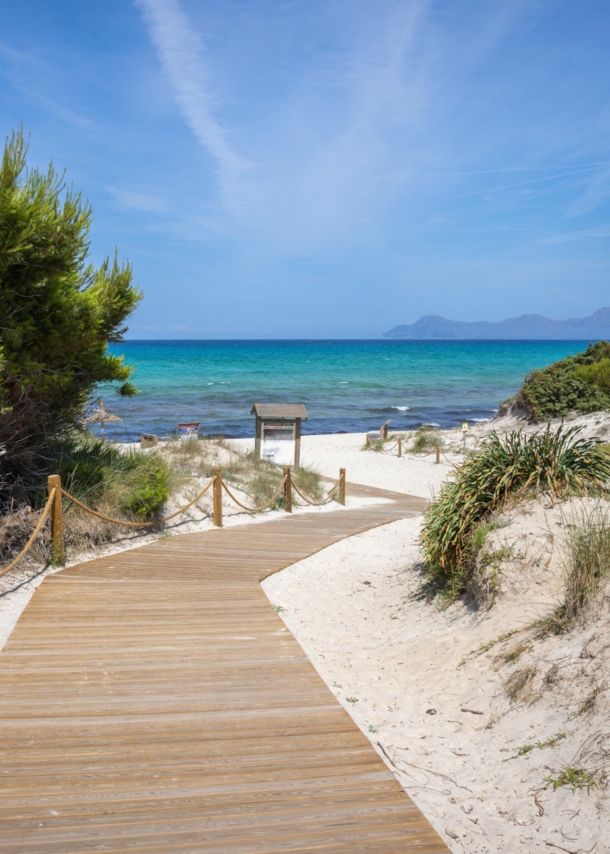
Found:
[410,425,443,453]
[562,502,610,622]
[421,425,610,597]
[166,437,323,507]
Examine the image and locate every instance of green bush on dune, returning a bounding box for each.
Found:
[49,436,171,521]
[504,341,610,421]
[421,426,610,597]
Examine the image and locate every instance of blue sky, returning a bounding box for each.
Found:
[1,0,609,338]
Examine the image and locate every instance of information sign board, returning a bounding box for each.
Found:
[261,421,295,466]
[177,422,200,441]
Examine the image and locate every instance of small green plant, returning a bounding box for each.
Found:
[345,696,359,705]
[536,732,566,750]
[505,732,565,761]
[544,766,597,792]
[273,605,286,614]
[467,629,522,660]
[533,604,568,638]
[514,744,535,757]
[501,641,531,664]
[365,438,386,452]
[332,681,343,688]
[368,724,378,733]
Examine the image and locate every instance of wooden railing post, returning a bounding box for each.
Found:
[435,444,440,465]
[48,474,65,565]
[339,468,346,505]
[213,467,223,527]
[398,438,402,458]
[283,467,292,513]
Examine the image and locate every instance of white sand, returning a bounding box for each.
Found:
[233,431,455,498]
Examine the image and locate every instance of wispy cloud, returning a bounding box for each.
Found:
[0,42,98,130]
[544,223,610,243]
[108,187,166,214]
[564,167,610,218]
[134,0,249,205]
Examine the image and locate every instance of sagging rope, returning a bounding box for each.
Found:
[1,465,346,576]
[0,488,56,579]
[291,479,340,506]
[60,476,216,528]
[221,475,288,513]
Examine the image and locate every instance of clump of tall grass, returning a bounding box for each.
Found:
[410,425,442,454]
[164,436,217,478]
[421,426,610,597]
[560,502,610,624]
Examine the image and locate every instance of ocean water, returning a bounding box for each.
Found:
[98,340,590,441]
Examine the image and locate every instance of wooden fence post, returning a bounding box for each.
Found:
[213,467,223,527]
[398,438,402,458]
[48,474,65,565]
[283,467,292,513]
[435,444,440,465]
[339,468,346,505]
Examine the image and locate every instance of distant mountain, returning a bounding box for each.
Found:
[383,308,610,340]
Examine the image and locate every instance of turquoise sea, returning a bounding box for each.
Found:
[101,340,590,440]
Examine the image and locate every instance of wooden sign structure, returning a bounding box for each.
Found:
[251,404,308,468]
[141,433,159,449]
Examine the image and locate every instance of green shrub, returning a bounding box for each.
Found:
[119,456,170,520]
[505,341,610,420]
[46,434,171,521]
[574,357,610,393]
[421,426,610,596]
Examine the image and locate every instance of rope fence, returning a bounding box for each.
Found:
[0,488,56,580]
[0,467,346,574]
[221,473,288,513]
[60,477,216,529]
[366,434,445,462]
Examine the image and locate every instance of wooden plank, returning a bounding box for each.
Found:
[0,484,448,852]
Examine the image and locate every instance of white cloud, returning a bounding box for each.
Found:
[108,187,166,214]
[134,0,249,207]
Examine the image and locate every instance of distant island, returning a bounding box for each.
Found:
[383,308,610,340]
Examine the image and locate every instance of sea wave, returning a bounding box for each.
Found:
[392,406,410,411]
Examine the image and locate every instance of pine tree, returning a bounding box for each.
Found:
[0,130,141,495]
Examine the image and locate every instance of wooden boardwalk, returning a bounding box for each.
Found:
[0,484,448,853]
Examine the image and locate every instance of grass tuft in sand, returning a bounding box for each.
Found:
[421,425,610,598]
